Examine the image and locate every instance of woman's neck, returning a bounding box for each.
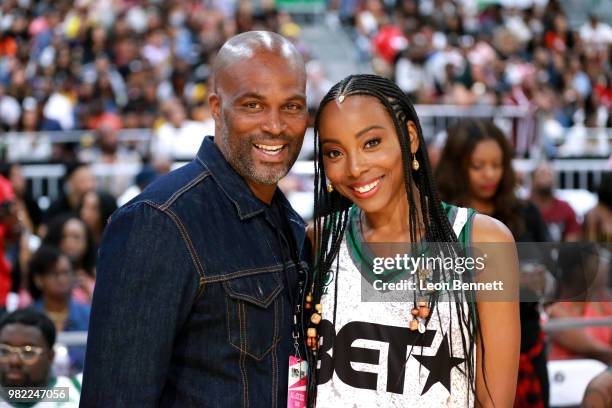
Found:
[361,189,423,243]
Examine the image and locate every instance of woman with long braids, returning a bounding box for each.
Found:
[303,74,519,407]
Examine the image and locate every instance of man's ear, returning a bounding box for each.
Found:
[407,121,420,154]
[208,93,221,123]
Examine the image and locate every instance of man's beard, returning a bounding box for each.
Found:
[218,126,301,186]
[535,185,553,197]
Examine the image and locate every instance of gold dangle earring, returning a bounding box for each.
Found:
[411,153,420,171]
[327,183,334,193]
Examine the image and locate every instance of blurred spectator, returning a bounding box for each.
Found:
[150,98,212,161]
[354,0,388,62]
[503,63,539,157]
[78,191,117,246]
[305,60,333,114]
[584,172,612,243]
[4,96,56,163]
[42,215,96,305]
[80,53,127,111]
[28,246,89,372]
[0,177,19,310]
[435,118,551,408]
[117,165,158,207]
[141,29,171,73]
[371,24,407,77]
[78,124,140,166]
[579,15,612,51]
[78,123,141,197]
[190,101,215,130]
[0,308,81,406]
[548,243,612,363]
[43,163,95,224]
[0,84,20,131]
[17,97,61,132]
[530,161,581,242]
[0,165,41,308]
[436,119,550,240]
[395,43,434,101]
[0,164,41,236]
[42,80,77,131]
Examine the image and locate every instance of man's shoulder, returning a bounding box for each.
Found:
[124,160,213,211]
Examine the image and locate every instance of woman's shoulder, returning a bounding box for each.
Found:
[471,213,515,244]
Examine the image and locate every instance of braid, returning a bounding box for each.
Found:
[307,74,487,407]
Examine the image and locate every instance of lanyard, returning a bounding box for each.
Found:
[268,204,307,359]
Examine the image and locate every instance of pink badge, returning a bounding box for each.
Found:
[287,355,308,408]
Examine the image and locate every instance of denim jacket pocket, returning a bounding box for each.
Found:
[223,270,283,360]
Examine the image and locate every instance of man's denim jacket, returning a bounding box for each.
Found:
[81,136,309,407]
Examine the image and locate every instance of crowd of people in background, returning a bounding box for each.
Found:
[340,0,611,157]
[0,0,610,406]
[0,0,610,161]
[0,161,118,374]
[0,0,309,163]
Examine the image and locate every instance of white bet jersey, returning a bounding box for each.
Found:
[315,206,476,408]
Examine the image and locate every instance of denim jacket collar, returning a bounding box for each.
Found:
[196,136,266,220]
[196,136,305,231]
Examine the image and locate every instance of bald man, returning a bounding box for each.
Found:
[81,32,310,407]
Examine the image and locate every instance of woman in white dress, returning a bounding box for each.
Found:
[304,75,519,407]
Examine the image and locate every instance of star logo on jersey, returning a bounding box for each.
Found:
[412,333,466,395]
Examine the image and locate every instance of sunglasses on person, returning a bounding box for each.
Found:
[0,344,44,364]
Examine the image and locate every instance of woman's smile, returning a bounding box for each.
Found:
[347,176,384,199]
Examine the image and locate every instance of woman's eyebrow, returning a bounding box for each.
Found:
[355,124,385,138]
[321,125,385,145]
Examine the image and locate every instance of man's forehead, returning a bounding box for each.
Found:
[225,50,302,72]
[217,55,306,98]
[0,324,46,346]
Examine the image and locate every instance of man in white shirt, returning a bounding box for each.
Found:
[150,98,213,160]
[0,309,81,407]
[580,15,612,50]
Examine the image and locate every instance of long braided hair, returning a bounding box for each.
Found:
[307,74,487,406]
